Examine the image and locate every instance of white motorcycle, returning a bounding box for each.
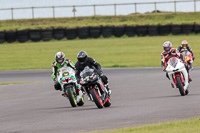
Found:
[165,57,189,96]
[58,67,84,107]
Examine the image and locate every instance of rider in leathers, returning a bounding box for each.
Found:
[177,40,195,60]
[161,41,192,83]
[177,40,195,70]
[51,52,82,93]
[75,51,111,95]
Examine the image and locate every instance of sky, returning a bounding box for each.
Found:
[0,0,199,20]
[0,0,188,8]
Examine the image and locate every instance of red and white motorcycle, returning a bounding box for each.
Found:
[165,57,189,96]
[180,49,194,73]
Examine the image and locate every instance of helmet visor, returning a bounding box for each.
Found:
[183,44,187,49]
[164,47,170,52]
[57,59,64,63]
[78,56,87,63]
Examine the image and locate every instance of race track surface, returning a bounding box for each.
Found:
[0,68,200,133]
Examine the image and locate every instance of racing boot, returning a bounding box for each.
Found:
[104,83,111,95]
[77,89,83,98]
[188,75,192,83]
[185,64,192,83]
[80,86,86,95]
[54,82,62,91]
[171,83,174,88]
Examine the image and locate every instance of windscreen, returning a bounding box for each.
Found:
[181,49,190,56]
[80,68,94,79]
[168,57,178,68]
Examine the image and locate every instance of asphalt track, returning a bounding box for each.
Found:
[0,68,200,133]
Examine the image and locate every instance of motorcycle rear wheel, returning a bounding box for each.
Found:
[77,97,84,106]
[176,76,185,96]
[185,89,189,95]
[104,97,111,107]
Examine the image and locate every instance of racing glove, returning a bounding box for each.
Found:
[97,69,103,76]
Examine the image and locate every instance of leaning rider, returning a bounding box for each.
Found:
[75,51,111,95]
[177,40,195,60]
[51,52,82,94]
[161,41,192,83]
[177,40,195,70]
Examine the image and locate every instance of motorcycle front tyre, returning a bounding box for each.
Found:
[175,76,185,96]
[66,86,77,107]
[90,89,104,109]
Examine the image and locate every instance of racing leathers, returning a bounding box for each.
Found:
[161,48,192,82]
[75,57,109,87]
[51,59,81,91]
[177,45,195,60]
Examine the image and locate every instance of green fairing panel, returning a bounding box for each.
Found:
[60,75,75,83]
[51,61,70,80]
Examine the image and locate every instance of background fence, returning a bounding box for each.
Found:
[0,0,200,20]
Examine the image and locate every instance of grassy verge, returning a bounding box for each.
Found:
[0,12,200,30]
[0,34,199,70]
[0,81,44,85]
[90,117,200,133]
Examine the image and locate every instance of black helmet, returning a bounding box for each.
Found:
[55,52,65,66]
[77,51,88,64]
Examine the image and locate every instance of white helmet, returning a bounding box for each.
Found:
[55,52,65,66]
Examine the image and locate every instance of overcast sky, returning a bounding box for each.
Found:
[0,0,186,8]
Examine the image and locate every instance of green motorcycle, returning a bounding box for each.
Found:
[58,67,84,107]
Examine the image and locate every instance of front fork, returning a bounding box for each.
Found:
[63,84,77,97]
[172,73,184,86]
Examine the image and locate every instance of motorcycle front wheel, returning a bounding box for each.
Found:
[90,89,104,109]
[176,76,185,96]
[66,86,77,107]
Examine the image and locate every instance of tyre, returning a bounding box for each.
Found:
[171,25,182,35]
[17,29,29,43]
[90,89,103,109]
[66,28,77,40]
[176,76,185,96]
[66,86,77,107]
[136,25,148,36]
[77,27,89,39]
[104,97,111,107]
[125,26,136,37]
[159,25,171,36]
[41,29,53,41]
[53,28,65,40]
[29,29,41,42]
[89,26,101,38]
[194,24,200,34]
[113,26,125,37]
[5,30,17,43]
[148,25,158,36]
[102,26,113,38]
[182,24,194,35]
[77,97,84,106]
[0,31,5,43]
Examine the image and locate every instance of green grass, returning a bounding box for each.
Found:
[0,81,44,85]
[0,12,200,30]
[0,34,199,70]
[90,117,200,133]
